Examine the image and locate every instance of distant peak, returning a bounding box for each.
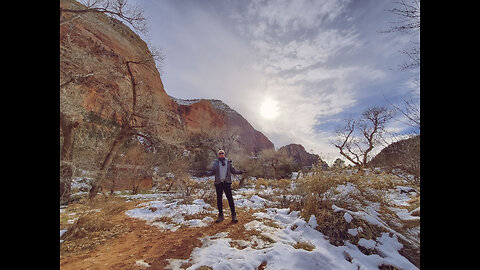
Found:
[169,95,201,106]
[169,95,237,114]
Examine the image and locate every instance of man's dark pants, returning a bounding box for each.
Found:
[215,182,236,217]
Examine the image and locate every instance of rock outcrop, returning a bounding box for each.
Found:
[367,135,420,180]
[277,144,322,171]
[171,97,274,155]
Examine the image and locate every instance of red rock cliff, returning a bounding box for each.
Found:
[60,0,274,156]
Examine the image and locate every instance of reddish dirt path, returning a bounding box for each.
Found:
[60,206,257,270]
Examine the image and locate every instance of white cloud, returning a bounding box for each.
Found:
[222,0,392,162]
[135,0,420,163]
[246,0,352,35]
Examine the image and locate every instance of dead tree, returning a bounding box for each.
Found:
[333,106,395,174]
[60,112,79,202]
[381,0,420,71]
[60,0,168,199]
[60,0,147,33]
[59,69,93,203]
[88,59,166,198]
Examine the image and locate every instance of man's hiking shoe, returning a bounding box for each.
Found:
[215,216,224,223]
[232,214,238,223]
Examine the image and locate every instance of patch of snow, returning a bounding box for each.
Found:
[343,212,353,223]
[234,194,274,209]
[331,204,416,249]
[60,229,67,243]
[120,193,164,201]
[135,259,151,268]
[308,215,318,228]
[388,207,420,221]
[358,238,376,249]
[125,199,215,231]
[347,228,358,236]
[336,182,359,196]
[169,96,201,106]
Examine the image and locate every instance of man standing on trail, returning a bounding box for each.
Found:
[206,149,244,223]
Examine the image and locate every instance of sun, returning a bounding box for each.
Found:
[260,99,280,119]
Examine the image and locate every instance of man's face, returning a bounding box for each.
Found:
[218,152,225,158]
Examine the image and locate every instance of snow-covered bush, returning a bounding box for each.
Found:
[291,168,419,257]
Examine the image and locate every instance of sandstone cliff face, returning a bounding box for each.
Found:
[60,0,274,156]
[277,144,321,171]
[60,0,186,146]
[171,97,274,155]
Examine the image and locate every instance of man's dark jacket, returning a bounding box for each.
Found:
[206,158,242,184]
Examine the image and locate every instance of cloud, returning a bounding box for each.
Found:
[135,0,420,164]
[245,0,352,35]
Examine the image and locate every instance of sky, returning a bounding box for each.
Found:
[128,0,420,164]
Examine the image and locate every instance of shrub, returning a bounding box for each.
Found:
[60,197,131,253]
[255,178,269,189]
[293,241,315,251]
[291,169,407,246]
[269,178,292,189]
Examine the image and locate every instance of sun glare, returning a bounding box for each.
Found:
[260,99,279,119]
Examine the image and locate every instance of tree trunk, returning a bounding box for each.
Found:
[239,174,246,188]
[60,113,78,203]
[89,129,130,199]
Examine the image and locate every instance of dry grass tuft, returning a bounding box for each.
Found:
[292,241,315,251]
[60,196,132,253]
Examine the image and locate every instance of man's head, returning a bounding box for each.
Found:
[218,150,225,157]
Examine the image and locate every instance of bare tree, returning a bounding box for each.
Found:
[332,107,395,174]
[60,0,147,33]
[383,0,420,33]
[257,148,295,179]
[187,124,243,176]
[59,46,94,203]
[192,117,243,157]
[87,58,168,198]
[109,142,157,194]
[60,112,80,202]
[380,1,420,136]
[384,93,420,132]
[60,0,171,200]
[381,0,420,71]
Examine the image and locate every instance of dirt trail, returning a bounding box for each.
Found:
[60,206,257,270]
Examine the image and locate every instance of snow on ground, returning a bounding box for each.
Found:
[120,183,418,270]
[125,199,216,231]
[61,175,419,269]
[167,205,417,270]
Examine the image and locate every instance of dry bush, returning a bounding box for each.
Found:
[153,176,177,191]
[179,178,202,196]
[291,169,402,247]
[60,196,131,253]
[240,176,254,187]
[231,181,240,190]
[268,178,292,190]
[196,179,216,206]
[255,178,269,189]
[293,241,315,251]
[294,169,420,268]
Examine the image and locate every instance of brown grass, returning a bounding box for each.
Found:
[60,196,134,253]
[292,241,315,251]
[291,169,417,247]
